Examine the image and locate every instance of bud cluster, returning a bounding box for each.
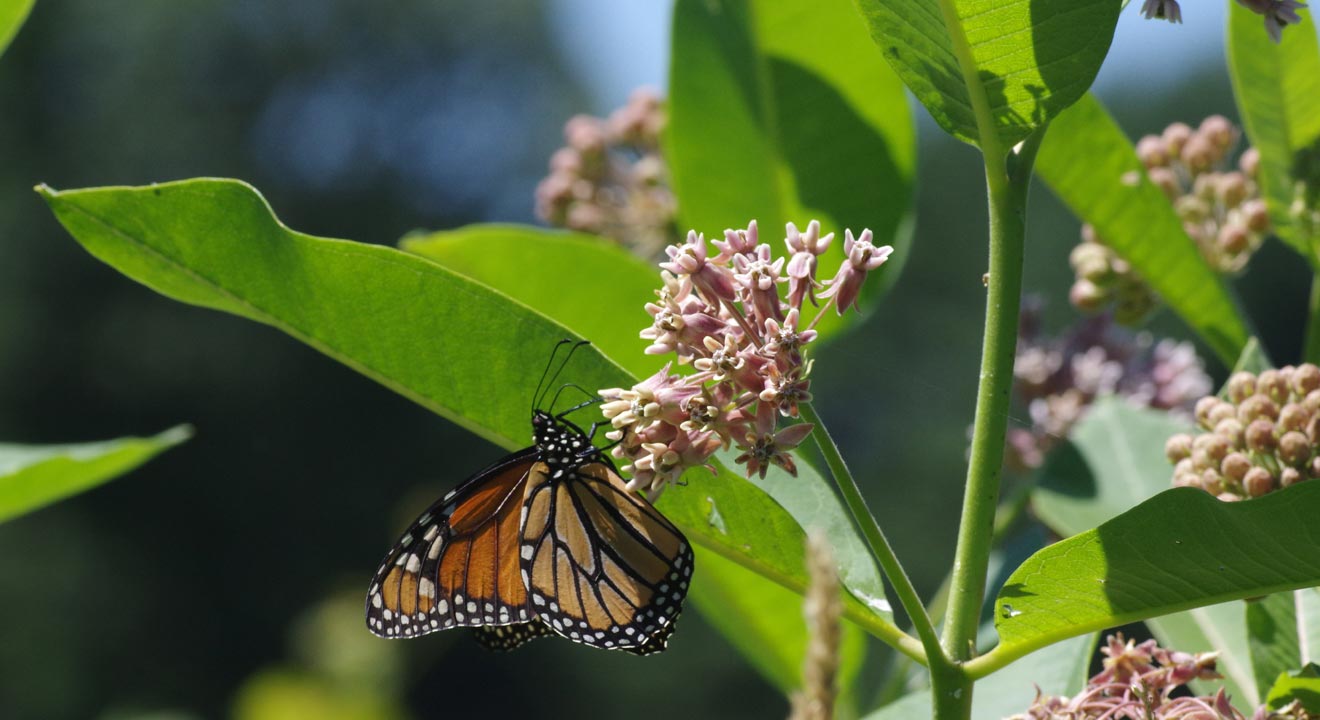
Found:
[534,88,678,259]
[600,220,893,498]
[1166,364,1320,500]
[1069,116,1271,324]
[1005,299,1211,471]
[1012,634,1247,720]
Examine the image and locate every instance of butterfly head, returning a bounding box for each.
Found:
[532,410,596,470]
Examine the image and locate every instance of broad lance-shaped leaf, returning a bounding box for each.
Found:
[0,0,34,57]
[692,550,867,697]
[38,179,894,638]
[0,426,192,524]
[1266,664,1320,713]
[667,0,914,337]
[865,634,1096,719]
[987,482,1320,668]
[1247,591,1320,701]
[403,224,894,682]
[1228,0,1320,264]
[1028,398,1254,703]
[852,0,1118,148]
[1035,94,1250,365]
[1032,397,1193,536]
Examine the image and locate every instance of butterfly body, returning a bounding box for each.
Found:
[366,409,692,655]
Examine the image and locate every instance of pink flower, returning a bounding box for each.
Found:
[732,244,786,323]
[1236,0,1307,42]
[785,220,834,308]
[712,220,761,263]
[1140,0,1183,22]
[735,416,815,479]
[661,231,737,305]
[820,229,893,314]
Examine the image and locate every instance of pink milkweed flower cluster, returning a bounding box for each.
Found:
[534,88,678,260]
[599,220,893,498]
[1011,634,1244,720]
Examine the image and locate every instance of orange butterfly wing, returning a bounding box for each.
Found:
[366,449,539,638]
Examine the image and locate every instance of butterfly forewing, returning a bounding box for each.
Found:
[520,460,693,654]
[366,449,537,638]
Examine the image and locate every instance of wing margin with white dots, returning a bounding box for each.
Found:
[365,447,541,639]
[519,461,693,654]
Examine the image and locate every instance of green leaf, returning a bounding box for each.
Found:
[989,482,1320,669]
[691,549,867,695]
[1032,397,1193,535]
[403,223,893,680]
[1266,663,1320,712]
[39,178,894,653]
[0,426,192,524]
[1035,94,1250,364]
[0,0,34,57]
[666,0,915,330]
[1227,0,1320,264]
[400,225,660,379]
[851,0,1119,148]
[1248,592,1305,701]
[865,634,1095,719]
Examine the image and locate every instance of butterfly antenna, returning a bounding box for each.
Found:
[533,339,590,412]
[549,383,601,418]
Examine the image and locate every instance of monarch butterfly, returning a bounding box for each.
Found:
[365,341,692,655]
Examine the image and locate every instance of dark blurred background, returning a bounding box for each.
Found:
[0,1,1310,718]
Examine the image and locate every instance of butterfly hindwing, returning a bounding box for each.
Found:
[473,619,556,651]
[366,448,537,638]
[519,460,692,653]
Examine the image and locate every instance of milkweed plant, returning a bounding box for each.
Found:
[29,0,1320,718]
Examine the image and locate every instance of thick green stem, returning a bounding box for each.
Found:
[1305,272,1320,364]
[799,402,942,666]
[933,129,1045,718]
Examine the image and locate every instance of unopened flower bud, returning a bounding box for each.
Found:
[1174,473,1202,489]
[1259,369,1290,403]
[1227,372,1258,403]
[1202,469,1225,494]
[1240,147,1260,177]
[1181,133,1217,172]
[1281,466,1303,488]
[1243,466,1276,497]
[1163,122,1193,156]
[1277,403,1310,433]
[1238,395,1279,423]
[1278,430,1312,467]
[1199,115,1235,150]
[1176,195,1211,224]
[1148,167,1180,200]
[1218,491,1243,502]
[1310,455,1320,478]
[1207,402,1237,427]
[1070,243,1114,282]
[1069,279,1109,312]
[1195,396,1228,430]
[1220,452,1251,482]
[1193,432,1231,464]
[1166,433,1194,462]
[1215,420,1242,447]
[1137,135,1169,168]
[1217,172,1249,208]
[1246,418,1278,453]
[1292,363,1320,396]
[1239,198,1270,233]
